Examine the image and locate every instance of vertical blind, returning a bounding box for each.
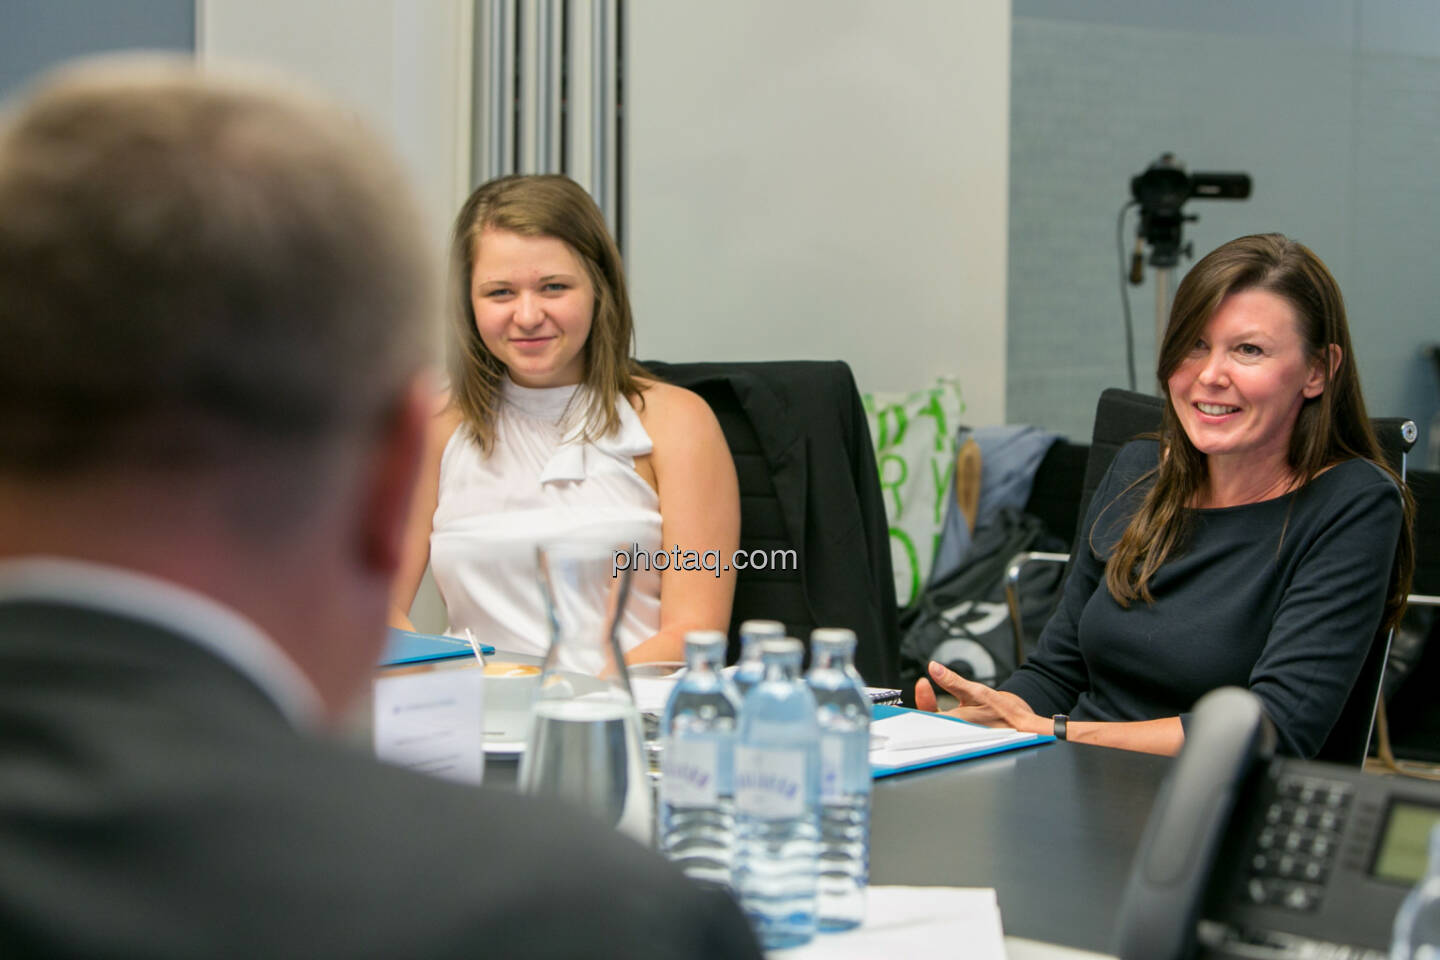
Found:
[471,0,623,248]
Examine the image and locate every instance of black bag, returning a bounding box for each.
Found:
[898,507,1066,695]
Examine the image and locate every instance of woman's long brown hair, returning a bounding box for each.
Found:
[1102,233,1414,632]
[446,174,646,451]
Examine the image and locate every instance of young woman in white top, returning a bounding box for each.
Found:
[389,175,739,662]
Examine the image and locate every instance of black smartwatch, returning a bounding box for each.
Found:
[1052,714,1069,741]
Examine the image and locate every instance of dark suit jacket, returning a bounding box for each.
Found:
[0,600,761,959]
[643,360,901,687]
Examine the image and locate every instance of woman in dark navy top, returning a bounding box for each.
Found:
[918,234,1414,757]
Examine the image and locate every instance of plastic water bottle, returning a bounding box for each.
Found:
[733,619,784,700]
[734,637,820,950]
[1391,823,1440,959]
[658,630,740,888]
[807,627,872,931]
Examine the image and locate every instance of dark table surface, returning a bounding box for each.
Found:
[868,739,1172,954]
[485,725,1174,955]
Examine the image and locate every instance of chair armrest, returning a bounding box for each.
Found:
[1004,551,1070,668]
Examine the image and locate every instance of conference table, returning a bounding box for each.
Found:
[868,740,1170,955]
[485,732,1172,957]
[379,643,1175,956]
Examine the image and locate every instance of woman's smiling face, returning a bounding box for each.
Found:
[1166,288,1328,470]
[470,227,594,388]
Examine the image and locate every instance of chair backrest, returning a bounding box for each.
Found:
[1072,389,1414,765]
[1023,439,1089,552]
[1411,468,1440,598]
[1073,389,1165,544]
[1383,465,1440,760]
[640,359,901,687]
[1314,417,1415,765]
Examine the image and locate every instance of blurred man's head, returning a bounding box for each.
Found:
[0,57,437,715]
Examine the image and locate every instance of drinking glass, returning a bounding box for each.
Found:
[518,540,653,845]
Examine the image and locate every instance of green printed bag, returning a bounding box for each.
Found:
[862,378,964,608]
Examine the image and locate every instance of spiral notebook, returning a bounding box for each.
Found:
[866,687,904,706]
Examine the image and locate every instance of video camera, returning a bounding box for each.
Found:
[1131,153,1252,269]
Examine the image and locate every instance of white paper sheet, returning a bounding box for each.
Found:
[767,886,1007,959]
[373,667,485,785]
[870,711,1040,772]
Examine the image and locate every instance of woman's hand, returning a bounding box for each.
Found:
[914,661,1052,736]
[917,661,1186,755]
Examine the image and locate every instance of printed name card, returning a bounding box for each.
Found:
[373,665,485,786]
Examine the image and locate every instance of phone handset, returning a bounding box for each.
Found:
[1114,687,1277,960]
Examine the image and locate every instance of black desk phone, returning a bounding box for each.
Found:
[1114,687,1440,960]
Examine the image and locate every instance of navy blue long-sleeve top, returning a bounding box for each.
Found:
[1002,439,1403,757]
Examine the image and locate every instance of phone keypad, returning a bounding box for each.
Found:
[1245,774,1353,913]
[1200,921,1388,960]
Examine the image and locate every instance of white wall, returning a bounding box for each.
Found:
[626,0,1012,423]
[198,0,472,633]
[197,0,1013,418]
[197,0,472,258]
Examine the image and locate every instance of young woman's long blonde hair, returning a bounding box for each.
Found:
[1103,234,1413,632]
[446,174,645,451]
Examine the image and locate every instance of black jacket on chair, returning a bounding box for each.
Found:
[643,360,900,687]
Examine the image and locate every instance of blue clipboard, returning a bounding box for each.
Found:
[379,628,494,667]
[870,704,1054,779]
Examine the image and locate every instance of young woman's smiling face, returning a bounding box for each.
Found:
[470,227,594,388]
[1166,288,1328,470]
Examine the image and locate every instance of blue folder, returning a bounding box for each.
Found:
[870,704,1054,779]
[379,628,494,667]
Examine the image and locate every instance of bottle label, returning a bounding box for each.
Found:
[820,736,844,801]
[734,746,807,819]
[661,737,719,807]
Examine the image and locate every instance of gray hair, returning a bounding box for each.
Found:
[0,56,436,475]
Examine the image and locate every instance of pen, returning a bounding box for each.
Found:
[463,628,487,667]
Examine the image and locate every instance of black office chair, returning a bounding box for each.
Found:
[1002,389,1165,665]
[1380,467,1440,767]
[1022,438,1090,553]
[1002,387,1417,765]
[641,359,901,688]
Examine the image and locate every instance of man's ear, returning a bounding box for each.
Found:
[359,373,431,574]
[1303,343,1342,399]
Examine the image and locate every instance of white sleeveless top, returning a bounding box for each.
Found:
[429,379,663,658]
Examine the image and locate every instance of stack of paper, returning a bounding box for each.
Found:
[869,706,1052,777]
[767,886,1006,959]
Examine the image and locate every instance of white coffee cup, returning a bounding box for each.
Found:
[483,661,542,742]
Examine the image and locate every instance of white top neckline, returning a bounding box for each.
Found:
[502,377,581,422]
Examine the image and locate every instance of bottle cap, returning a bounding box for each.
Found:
[759,637,804,659]
[810,627,857,652]
[683,629,727,651]
[739,619,785,640]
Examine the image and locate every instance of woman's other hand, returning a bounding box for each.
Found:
[915,661,1051,736]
